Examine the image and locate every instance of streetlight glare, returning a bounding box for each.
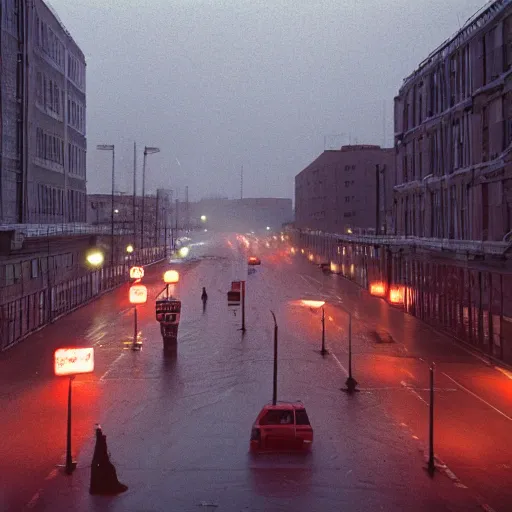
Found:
[163,270,180,284]
[86,250,104,267]
[200,215,207,222]
[126,245,134,253]
[301,300,325,309]
[266,226,271,230]
[179,246,189,258]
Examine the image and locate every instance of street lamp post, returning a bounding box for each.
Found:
[270,310,278,405]
[340,306,358,394]
[140,146,161,252]
[428,363,436,475]
[300,300,327,355]
[96,145,115,266]
[321,307,327,356]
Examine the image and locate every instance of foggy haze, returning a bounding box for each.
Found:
[50,0,486,202]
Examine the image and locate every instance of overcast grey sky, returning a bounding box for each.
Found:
[50,0,486,201]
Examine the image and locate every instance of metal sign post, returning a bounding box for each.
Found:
[428,363,436,475]
[129,284,147,350]
[54,347,95,474]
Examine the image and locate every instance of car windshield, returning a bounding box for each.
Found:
[260,409,294,425]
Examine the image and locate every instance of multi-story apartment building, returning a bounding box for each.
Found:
[394,0,512,241]
[0,0,87,224]
[295,145,395,235]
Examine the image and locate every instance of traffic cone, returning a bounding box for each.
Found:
[89,425,128,495]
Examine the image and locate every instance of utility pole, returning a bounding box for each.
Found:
[141,151,147,250]
[133,142,136,254]
[111,149,115,266]
[376,164,380,234]
[185,185,189,232]
[240,165,243,200]
[155,191,160,248]
[96,145,115,265]
[175,198,179,241]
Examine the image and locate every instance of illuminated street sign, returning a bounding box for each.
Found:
[129,284,148,304]
[130,266,144,279]
[163,270,180,284]
[54,347,94,376]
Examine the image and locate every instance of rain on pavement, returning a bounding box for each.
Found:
[1,233,511,512]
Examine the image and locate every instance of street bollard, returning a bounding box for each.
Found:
[427,363,435,475]
[90,425,128,495]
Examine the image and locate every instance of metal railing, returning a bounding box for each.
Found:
[300,230,509,256]
[0,246,166,352]
[0,223,134,237]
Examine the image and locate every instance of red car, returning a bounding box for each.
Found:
[250,402,313,452]
[248,256,261,265]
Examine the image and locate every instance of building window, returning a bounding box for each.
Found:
[36,72,43,104]
[345,196,350,203]
[31,259,39,278]
[5,264,14,286]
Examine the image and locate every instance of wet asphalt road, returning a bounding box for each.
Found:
[1,233,511,511]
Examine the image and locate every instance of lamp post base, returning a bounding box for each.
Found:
[342,376,359,394]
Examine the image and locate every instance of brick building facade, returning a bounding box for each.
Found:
[295,145,394,235]
[394,0,512,241]
[0,0,87,224]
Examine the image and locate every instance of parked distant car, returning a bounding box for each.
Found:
[250,402,313,452]
[319,262,330,273]
[248,256,261,265]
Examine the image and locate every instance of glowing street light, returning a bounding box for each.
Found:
[129,266,144,280]
[163,270,180,284]
[299,300,327,355]
[163,269,179,299]
[266,226,271,231]
[179,246,189,258]
[200,215,207,222]
[86,250,104,267]
[300,300,325,309]
[126,245,134,254]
